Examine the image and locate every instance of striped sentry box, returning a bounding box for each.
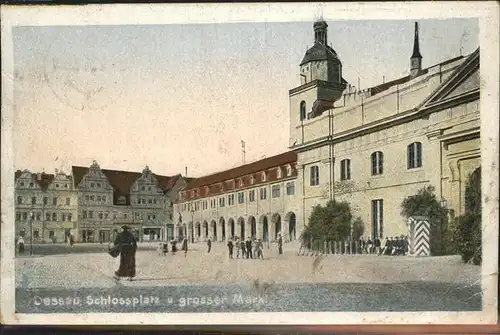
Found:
[407,216,431,257]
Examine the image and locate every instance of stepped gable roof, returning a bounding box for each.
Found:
[369,56,464,97]
[183,151,297,191]
[15,170,55,190]
[72,165,177,195]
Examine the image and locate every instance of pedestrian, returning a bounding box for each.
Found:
[252,238,258,259]
[278,233,283,255]
[113,225,137,281]
[69,234,75,247]
[18,236,25,254]
[171,239,177,255]
[240,239,246,259]
[182,238,188,257]
[245,237,253,259]
[207,238,212,253]
[235,237,241,258]
[227,239,234,259]
[374,237,381,254]
[257,238,264,259]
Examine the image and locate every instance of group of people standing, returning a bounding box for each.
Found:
[360,236,409,256]
[226,233,283,259]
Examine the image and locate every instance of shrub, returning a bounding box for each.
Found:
[454,167,481,265]
[401,185,453,256]
[351,217,365,241]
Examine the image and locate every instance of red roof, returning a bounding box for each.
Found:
[71,166,178,196]
[15,170,55,191]
[179,151,298,201]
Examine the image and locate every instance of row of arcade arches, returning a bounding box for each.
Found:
[177,212,297,243]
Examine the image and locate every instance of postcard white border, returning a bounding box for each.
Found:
[1,1,498,325]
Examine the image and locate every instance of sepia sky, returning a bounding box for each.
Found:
[12,18,478,178]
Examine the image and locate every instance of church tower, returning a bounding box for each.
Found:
[410,22,423,79]
[289,20,347,147]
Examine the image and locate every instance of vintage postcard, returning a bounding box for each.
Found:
[1,2,498,326]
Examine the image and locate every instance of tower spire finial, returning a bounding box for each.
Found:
[411,22,422,59]
[410,21,423,78]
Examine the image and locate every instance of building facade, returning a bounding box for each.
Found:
[14,169,78,242]
[173,152,300,243]
[72,161,187,243]
[288,21,480,239]
[174,20,480,243]
[14,162,187,243]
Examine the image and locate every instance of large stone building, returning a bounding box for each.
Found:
[72,161,188,242]
[14,169,78,243]
[174,20,480,242]
[173,151,299,243]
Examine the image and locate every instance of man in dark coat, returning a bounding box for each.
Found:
[278,234,283,255]
[245,237,253,259]
[207,238,212,253]
[113,225,137,281]
[227,239,234,259]
[182,238,188,257]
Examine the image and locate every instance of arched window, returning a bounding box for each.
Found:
[371,151,384,175]
[300,101,306,121]
[261,172,267,182]
[407,142,423,169]
[276,168,282,179]
[340,159,351,180]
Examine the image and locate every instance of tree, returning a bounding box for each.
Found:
[401,185,452,256]
[300,199,354,245]
[351,217,365,241]
[454,167,481,265]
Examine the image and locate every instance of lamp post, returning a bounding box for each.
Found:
[190,207,195,243]
[29,211,34,256]
[140,218,143,243]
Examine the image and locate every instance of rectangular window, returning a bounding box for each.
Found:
[46,213,51,221]
[407,142,423,169]
[148,199,153,204]
[31,196,36,205]
[83,211,87,219]
[259,187,267,200]
[272,185,280,198]
[98,213,103,219]
[371,152,384,175]
[67,214,72,221]
[16,213,21,221]
[33,230,39,239]
[62,214,66,221]
[97,195,102,201]
[102,196,106,202]
[43,197,48,205]
[97,183,101,188]
[17,196,23,205]
[238,192,245,204]
[52,213,57,221]
[36,213,41,221]
[228,194,235,206]
[90,195,95,201]
[85,195,90,201]
[286,182,295,195]
[219,197,225,207]
[340,159,351,180]
[29,182,34,188]
[310,166,319,186]
[89,211,94,219]
[49,231,55,239]
[371,199,384,239]
[53,197,57,205]
[249,190,255,202]
[66,198,70,205]
[91,182,94,188]
[22,212,28,221]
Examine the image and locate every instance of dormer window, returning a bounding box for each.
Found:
[238,178,243,188]
[261,172,267,182]
[276,168,282,179]
[286,164,292,176]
